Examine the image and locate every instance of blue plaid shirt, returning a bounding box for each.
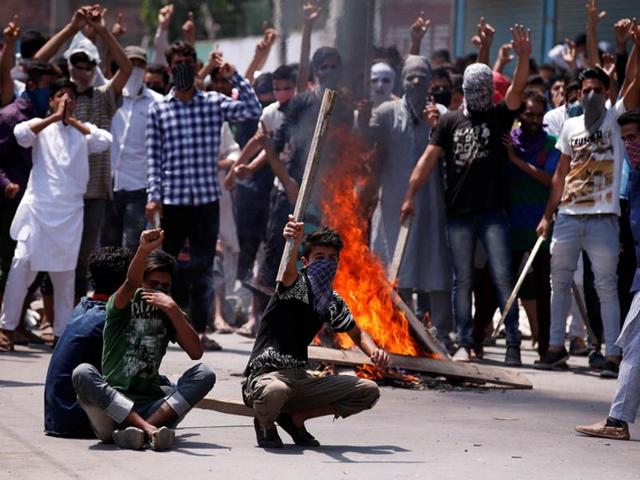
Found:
[146,73,261,205]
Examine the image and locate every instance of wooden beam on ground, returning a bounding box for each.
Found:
[196,397,255,417]
[308,346,533,390]
[390,290,451,360]
[276,88,338,283]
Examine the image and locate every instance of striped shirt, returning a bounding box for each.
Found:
[146,73,261,205]
[74,82,121,200]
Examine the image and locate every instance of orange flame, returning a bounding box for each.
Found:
[320,132,421,357]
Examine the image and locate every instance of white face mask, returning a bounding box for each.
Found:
[124,67,146,97]
[370,63,395,107]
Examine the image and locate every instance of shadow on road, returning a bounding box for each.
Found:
[0,379,44,387]
[265,443,419,463]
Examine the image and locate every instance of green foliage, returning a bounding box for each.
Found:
[139,0,272,40]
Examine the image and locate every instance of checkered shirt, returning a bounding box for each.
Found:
[146,72,261,205]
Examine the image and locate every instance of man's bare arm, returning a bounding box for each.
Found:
[400,144,443,223]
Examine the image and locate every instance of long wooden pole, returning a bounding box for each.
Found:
[275,89,337,283]
[387,218,412,284]
[491,235,545,340]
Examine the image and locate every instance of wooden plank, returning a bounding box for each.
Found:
[387,218,411,283]
[390,290,451,360]
[308,346,533,390]
[196,397,255,417]
[276,89,338,283]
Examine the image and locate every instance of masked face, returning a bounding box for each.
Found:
[70,61,97,92]
[26,86,52,117]
[305,256,338,314]
[580,86,607,133]
[370,62,395,107]
[171,62,196,91]
[124,67,146,97]
[429,84,452,108]
[403,74,430,117]
[622,124,640,169]
[462,63,493,113]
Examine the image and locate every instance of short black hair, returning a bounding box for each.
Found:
[273,64,296,83]
[578,67,610,90]
[146,63,170,85]
[523,89,547,109]
[526,74,546,88]
[20,30,48,60]
[431,67,452,88]
[432,49,451,63]
[254,72,273,94]
[25,62,58,84]
[311,46,342,72]
[165,41,197,65]
[50,78,78,99]
[618,110,640,129]
[302,226,344,258]
[144,250,176,278]
[88,247,132,295]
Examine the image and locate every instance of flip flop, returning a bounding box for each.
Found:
[213,320,235,334]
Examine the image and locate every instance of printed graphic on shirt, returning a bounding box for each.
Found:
[561,129,615,209]
[452,124,491,173]
[122,300,167,379]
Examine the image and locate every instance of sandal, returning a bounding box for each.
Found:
[201,336,223,351]
[0,330,14,352]
[38,321,55,344]
[213,318,235,334]
[235,321,256,338]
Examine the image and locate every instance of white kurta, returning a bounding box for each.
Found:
[12,119,112,271]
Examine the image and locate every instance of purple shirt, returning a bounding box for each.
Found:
[0,96,33,208]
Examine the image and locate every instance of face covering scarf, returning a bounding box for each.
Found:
[172,63,196,91]
[305,257,338,315]
[124,67,145,97]
[402,55,432,120]
[626,139,640,170]
[581,90,606,134]
[462,63,493,114]
[370,62,395,107]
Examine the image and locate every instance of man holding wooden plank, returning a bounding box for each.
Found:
[243,217,389,449]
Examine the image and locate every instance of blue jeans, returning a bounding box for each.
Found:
[447,209,520,348]
[101,189,147,251]
[549,214,621,356]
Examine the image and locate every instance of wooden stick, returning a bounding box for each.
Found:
[491,235,545,340]
[308,346,532,389]
[196,397,255,417]
[390,290,451,359]
[387,218,412,283]
[275,89,338,283]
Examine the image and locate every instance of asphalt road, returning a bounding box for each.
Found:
[1,333,637,480]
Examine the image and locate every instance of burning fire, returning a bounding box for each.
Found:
[320,133,422,358]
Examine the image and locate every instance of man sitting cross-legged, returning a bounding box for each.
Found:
[243,216,390,448]
[72,229,216,451]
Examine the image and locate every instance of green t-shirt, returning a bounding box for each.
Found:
[102,289,176,402]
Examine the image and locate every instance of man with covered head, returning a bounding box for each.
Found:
[364,55,452,346]
[33,5,132,300]
[401,26,533,365]
[370,61,396,108]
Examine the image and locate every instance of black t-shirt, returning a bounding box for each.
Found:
[430,101,520,217]
[244,272,356,377]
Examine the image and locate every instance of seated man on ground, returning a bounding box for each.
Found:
[45,246,131,438]
[243,217,390,448]
[72,229,216,451]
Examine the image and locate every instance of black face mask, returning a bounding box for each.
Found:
[146,83,166,95]
[171,63,196,91]
[429,85,452,108]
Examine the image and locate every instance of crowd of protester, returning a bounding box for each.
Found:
[0,0,639,447]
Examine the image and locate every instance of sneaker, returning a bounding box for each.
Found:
[254,418,283,448]
[575,419,630,440]
[600,360,620,379]
[588,351,606,371]
[533,348,569,370]
[504,346,522,367]
[569,337,590,356]
[453,347,472,362]
[112,427,145,450]
[276,413,320,447]
[149,426,175,451]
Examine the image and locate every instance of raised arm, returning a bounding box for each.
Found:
[181,11,196,46]
[34,8,86,62]
[151,4,173,66]
[113,229,164,310]
[409,11,430,56]
[493,43,514,74]
[400,143,444,223]
[505,25,531,111]
[281,215,304,287]
[245,22,278,83]
[14,97,66,145]
[88,12,131,95]
[1,15,19,108]
[297,0,322,93]
[585,0,606,68]
[145,104,163,221]
[621,25,640,112]
[219,62,262,123]
[475,17,495,66]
